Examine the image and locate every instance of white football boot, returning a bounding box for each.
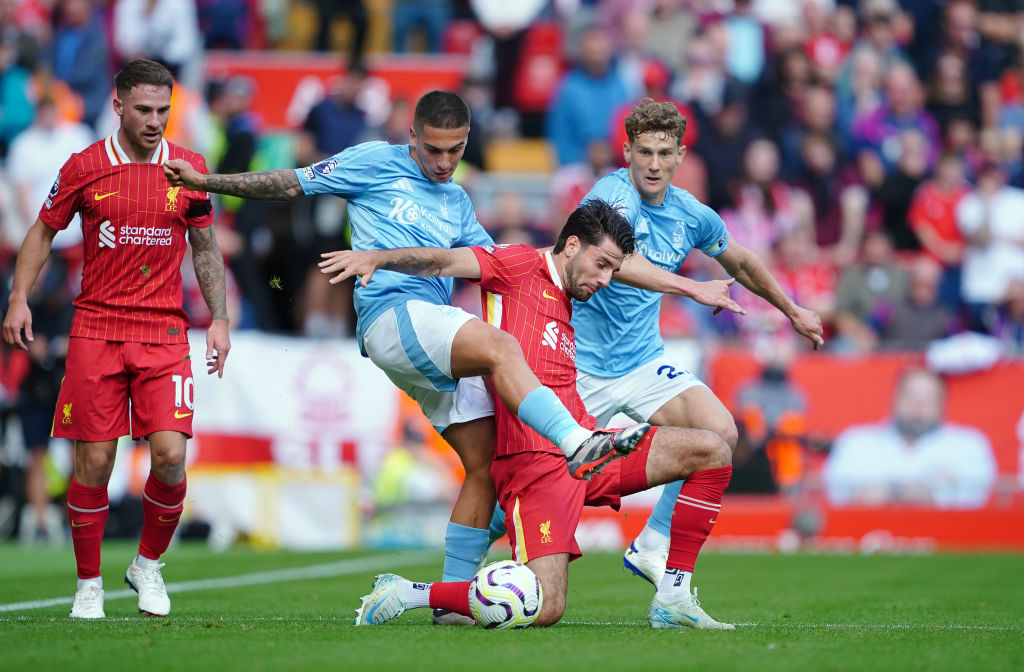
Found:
[354,574,407,626]
[69,583,105,619]
[623,540,668,586]
[647,588,735,630]
[125,559,171,616]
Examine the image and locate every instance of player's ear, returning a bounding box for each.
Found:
[677,144,687,164]
[622,141,631,164]
[408,124,417,147]
[113,96,123,118]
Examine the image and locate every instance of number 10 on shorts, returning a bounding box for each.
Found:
[172,374,195,410]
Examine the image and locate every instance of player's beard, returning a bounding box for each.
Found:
[563,259,592,302]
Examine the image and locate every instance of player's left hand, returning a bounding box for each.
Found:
[319,250,381,287]
[690,278,746,316]
[790,306,825,350]
[206,319,230,377]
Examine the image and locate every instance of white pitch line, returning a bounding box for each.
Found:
[0,550,439,614]
[561,621,1021,632]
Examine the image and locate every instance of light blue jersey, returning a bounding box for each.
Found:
[572,168,729,377]
[295,141,493,352]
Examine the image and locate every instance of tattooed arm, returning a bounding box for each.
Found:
[318,247,483,287]
[165,159,303,201]
[188,224,231,376]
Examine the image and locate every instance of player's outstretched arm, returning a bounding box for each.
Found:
[188,224,231,377]
[319,247,483,287]
[2,219,58,350]
[715,241,825,349]
[614,252,745,315]
[164,159,303,201]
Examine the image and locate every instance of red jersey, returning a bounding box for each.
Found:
[471,244,591,457]
[39,135,213,344]
[907,180,967,265]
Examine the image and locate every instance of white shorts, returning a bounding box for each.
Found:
[362,300,495,433]
[576,354,707,426]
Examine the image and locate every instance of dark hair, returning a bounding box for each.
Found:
[115,58,174,98]
[414,90,470,130]
[554,199,635,256]
[624,97,687,145]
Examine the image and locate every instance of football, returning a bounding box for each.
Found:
[468,560,544,629]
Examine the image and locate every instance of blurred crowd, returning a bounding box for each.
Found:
[1,0,1023,357]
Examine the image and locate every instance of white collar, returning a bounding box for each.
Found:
[104,133,168,166]
[544,251,564,291]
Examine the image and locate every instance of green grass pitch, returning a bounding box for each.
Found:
[1,541,1021,672]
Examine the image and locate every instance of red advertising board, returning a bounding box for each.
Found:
[203,51,469,130]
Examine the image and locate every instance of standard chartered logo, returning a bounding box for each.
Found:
[98,220,174,247]
[541,321,559,350]
[98,220,116,248]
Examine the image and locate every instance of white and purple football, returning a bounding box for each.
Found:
[468,560,543,629]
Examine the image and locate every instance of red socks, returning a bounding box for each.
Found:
[139,474,186,560]
[667,466,732,572]
[429,580,472,616]
[67,478,109,579]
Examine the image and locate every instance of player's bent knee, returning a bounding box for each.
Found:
[487,330,526,369]
[718,418,739,453]
[533,592,566,627]
[710,433,733,469]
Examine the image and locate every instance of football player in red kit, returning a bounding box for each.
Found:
[2,58,230,618]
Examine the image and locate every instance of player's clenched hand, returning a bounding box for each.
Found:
[319,250,382,287]
[206,319,230,378]
[690,278,746,316]
[2,301,34,350]
[163,158,203,190]
[790,306,825,350]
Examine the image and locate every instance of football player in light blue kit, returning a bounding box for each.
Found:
[575,99,824,623]
[164,91,648,624]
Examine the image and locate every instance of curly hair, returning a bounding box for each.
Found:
[623,98,687,145]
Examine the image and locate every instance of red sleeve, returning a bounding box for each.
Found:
[469,244,542,294]
[37,154,83,231]
[906,186,929,232]
[183,152,214,228]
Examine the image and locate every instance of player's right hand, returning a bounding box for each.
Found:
[319,250,380,287]
[163,158,202,190]
[2,301,34,350]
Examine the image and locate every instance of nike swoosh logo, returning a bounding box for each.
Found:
[157,515,180,523]
[685,613,699,623]
[174,410,193,418]
[94,191,117,201]
[542,289,559,301]
[709,519,716,524]
[70,521,92,528]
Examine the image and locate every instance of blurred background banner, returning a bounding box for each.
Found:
[184,330,399,550]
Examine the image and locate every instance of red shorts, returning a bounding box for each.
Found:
[491,427,657,563]
[53,337,195,441]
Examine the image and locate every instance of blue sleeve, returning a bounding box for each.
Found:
[456,191,494,247]
[695,203,730,258]
[294,142,386,198]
